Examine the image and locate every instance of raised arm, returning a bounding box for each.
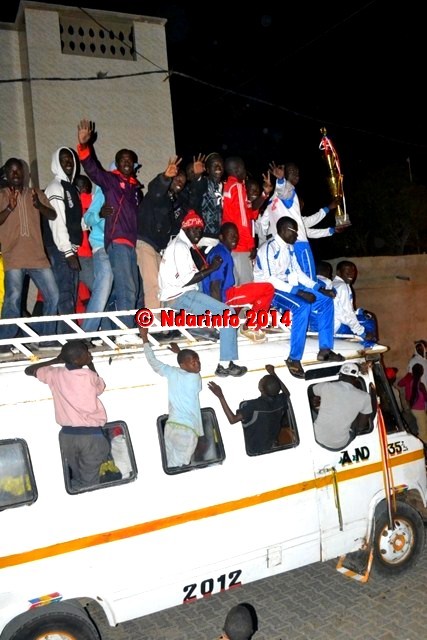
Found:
[265,364,290,398]
[208,381,243,424]
[25,354,63,377]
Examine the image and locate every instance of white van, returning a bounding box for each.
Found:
[0,312,426,640]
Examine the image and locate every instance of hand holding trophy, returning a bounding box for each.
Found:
[319,127,351,228]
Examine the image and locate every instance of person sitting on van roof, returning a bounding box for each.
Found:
[202,222,275,343]
[331,261,377,347]
[219,603,257,640]
[139,326,206,467]
[208,364,290,455]
[253,216,343,379]
[24,340,110,489]
[158,210,247,378]
[311,362,376,451]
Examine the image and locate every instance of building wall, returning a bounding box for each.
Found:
[0,2,175,189]
[330,254,427,376]
[0,27,30,167]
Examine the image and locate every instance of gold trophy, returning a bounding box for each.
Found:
[319,127,351,228]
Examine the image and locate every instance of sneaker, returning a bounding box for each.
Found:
[187,328,219,342]
[239,326,267,343]
[0,345,13,356]
[215,363,230,377]
[115,333,143,346]
[317,349,345,362]
[226,361,248,377]
[91,337,106,347]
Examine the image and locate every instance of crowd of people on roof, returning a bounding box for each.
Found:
[0,118,379,376]
[2,121,426,484]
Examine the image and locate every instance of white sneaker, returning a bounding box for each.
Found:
[91,337,106,347]
[115,333,143,346]
[239,326,267,343]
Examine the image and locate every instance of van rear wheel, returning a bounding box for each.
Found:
[2,602,100,640]
[373,501,425,575]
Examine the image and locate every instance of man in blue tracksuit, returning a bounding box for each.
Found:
[254,215,344,378]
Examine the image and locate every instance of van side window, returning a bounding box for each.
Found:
[0,439,37,511]
[61,421,137,494]
[239,395,299,456]
[308,376,374,451]
[157,408,225,474]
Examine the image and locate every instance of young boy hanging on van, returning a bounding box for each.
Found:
[24,340,110,489]
[139,326,206,467]
[208,365,290,455]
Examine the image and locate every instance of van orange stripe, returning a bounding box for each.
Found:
[0,450,422,569]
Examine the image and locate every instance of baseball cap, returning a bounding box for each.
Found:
[339,362,360,378]
[385,366,398,380]
[223,605,254,640]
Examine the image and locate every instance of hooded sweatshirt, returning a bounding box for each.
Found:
[44,147,82,257]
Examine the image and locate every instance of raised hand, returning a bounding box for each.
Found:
[168,342,181,354]
[164,156,182,179]
[192,153,206,177]
[262,170,273,195]
[208,381,223,397]
[269,161,285,180]
[77,119,94,145]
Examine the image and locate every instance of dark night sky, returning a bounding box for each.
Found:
[4,1,427,206]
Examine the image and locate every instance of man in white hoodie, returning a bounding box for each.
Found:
[44,147,82,324]
[261,162,338,280]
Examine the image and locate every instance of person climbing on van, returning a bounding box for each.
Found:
[139,326,206,467]
[208,364,290,455]
[310,362,376,451]
[24,340,110,489]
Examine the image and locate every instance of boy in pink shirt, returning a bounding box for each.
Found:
[25,340,110,489]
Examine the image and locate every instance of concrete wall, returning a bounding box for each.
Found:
[330,254,427,376]
[0,27,30,167]
[0,3,175,189]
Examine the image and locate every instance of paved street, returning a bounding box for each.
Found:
[93,531,427,640]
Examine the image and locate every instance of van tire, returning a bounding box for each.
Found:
[1,602,101,640]
[373,501,425,575]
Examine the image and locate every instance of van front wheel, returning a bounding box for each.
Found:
[373,501,425,575]
[2,602,100,640]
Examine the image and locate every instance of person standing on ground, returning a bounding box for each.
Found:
[218,603,257,640]
[398,363,427,444]
[407,340,427,388]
